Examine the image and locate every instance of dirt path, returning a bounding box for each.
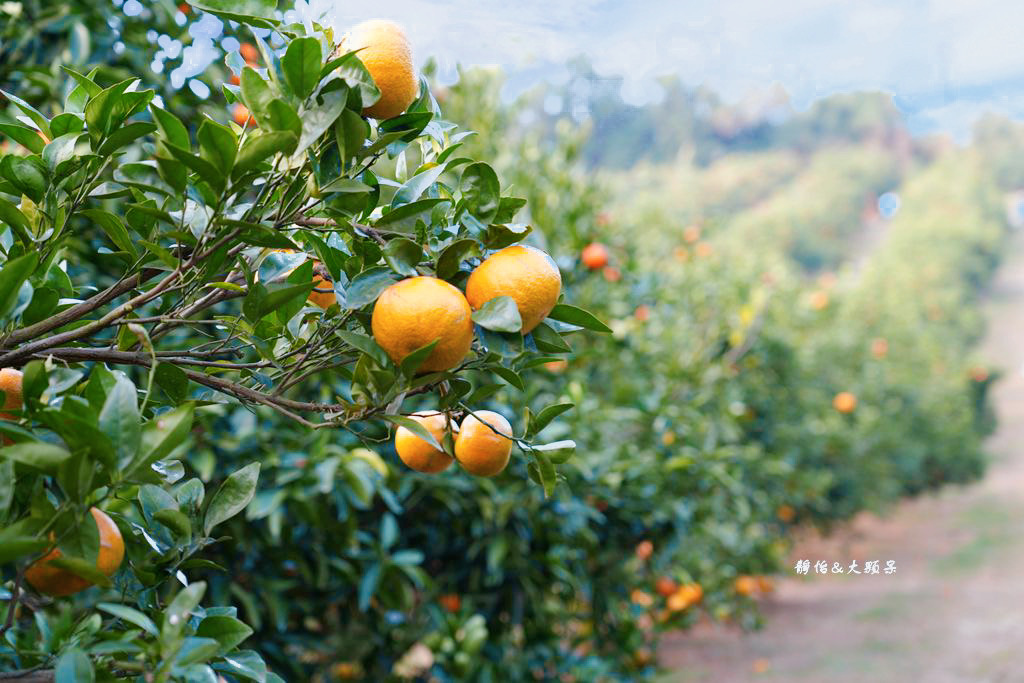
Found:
[658,229,1024,683]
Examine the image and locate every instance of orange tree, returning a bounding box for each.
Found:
[0,2,610,680]
[437,66,1007,671]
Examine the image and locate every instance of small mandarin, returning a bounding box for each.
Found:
[25,508,124,597]
[465,245,561,334]
[454,410,513,477]
[833,391,857,414]
[581,242,609,270]
[394,412,454,474]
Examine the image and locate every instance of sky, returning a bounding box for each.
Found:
[302,0,1024,138]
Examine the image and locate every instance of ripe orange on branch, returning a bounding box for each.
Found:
[394,412,454,473]
[371,276,474,373]
[25,508,124,597]
[454,410,513,477]
[581,242,609,270]
[0,367,23,419]
[466,245,561,334]
[342,19,418,120]
[833,391,857,414]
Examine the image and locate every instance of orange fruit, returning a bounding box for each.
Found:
[634,305,650,322]
[232,103,254,126]
[679,582,703,604]
[756,576,775,593]
[809,290,829,310]
[694,241,713,259]
[631,589,654,607]
[602,266,621,282]
[0,368,23,420]
[438,593,461,612]
[465,245,561,334]
[581,242,609,270]
[683,225,701,243]
[969,366,989,382]
[394,412,454,473]
[871,337,889,359]
[673,247,690,263]
[734,575,757,596]
[343,20,418,119]
[307,272,336,309]
[25,508,124,597]
[240,42,260,65]
[833,391,857,414]
[654,576,678,597]
[454,410,513,477]
[544,359,568,373]
[776,504,795,523]
[635,540,653,561]
[371,277,474,373]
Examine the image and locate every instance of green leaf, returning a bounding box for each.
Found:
[494,196,527,223]
[484,222,532,249]
[0,123,46,153]
[282,36,322,100]
[382,415,442,450]
[336,330,388,366]
[205,462,261,535]
[163,581,207,640]
[374,197,450,234]
[0,459,12,516]
[187,0,279,28]
[344,266,399,309]
[166,145,225,192]
[357,562,381,611]
[97,121,156,156]
[382,238,423,276]
[245,281,313,321]
[0,89,51,138]
[0,155,48,203]
[154,508,193,539]
[81,209,136,257]
[235,131,296,175]
[99,376,141,468]
[176,637,221,667]
[461,162,501,223]
[528,403,575,437]
[0,537,49,564]
[61,66,103,97]
[197,118,238,174]
[151,104,190,149]
[0,197,32,244]
[399,340,439,377]
[435,238,477,279]
[55,648,94,683]
[155,363,189,402]
[97,602,160,636]
[133,404,194,475]
[548,303,612,333]
[83,78,133,143]
[240,67,274,123]
[529,448,558,498]
[531,322,572,353]
[0,442,71,471]
[392,163,447,207]
[267,99,302,139]
[330,52,381,110]
[213,649,267,681]
[471,296,522,333]
[294,89,347,155]
[491,366,524,391]
[335,108,368,162]
[0,252,38,319]
[196,615,254,653]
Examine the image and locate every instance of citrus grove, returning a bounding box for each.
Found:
[0,1,1014,682]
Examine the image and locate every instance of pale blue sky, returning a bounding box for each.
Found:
[304,0,1024,137]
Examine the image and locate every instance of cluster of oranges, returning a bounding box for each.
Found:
[371,245,561,477]
[0,369,126,597]
[734,574,774,597]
